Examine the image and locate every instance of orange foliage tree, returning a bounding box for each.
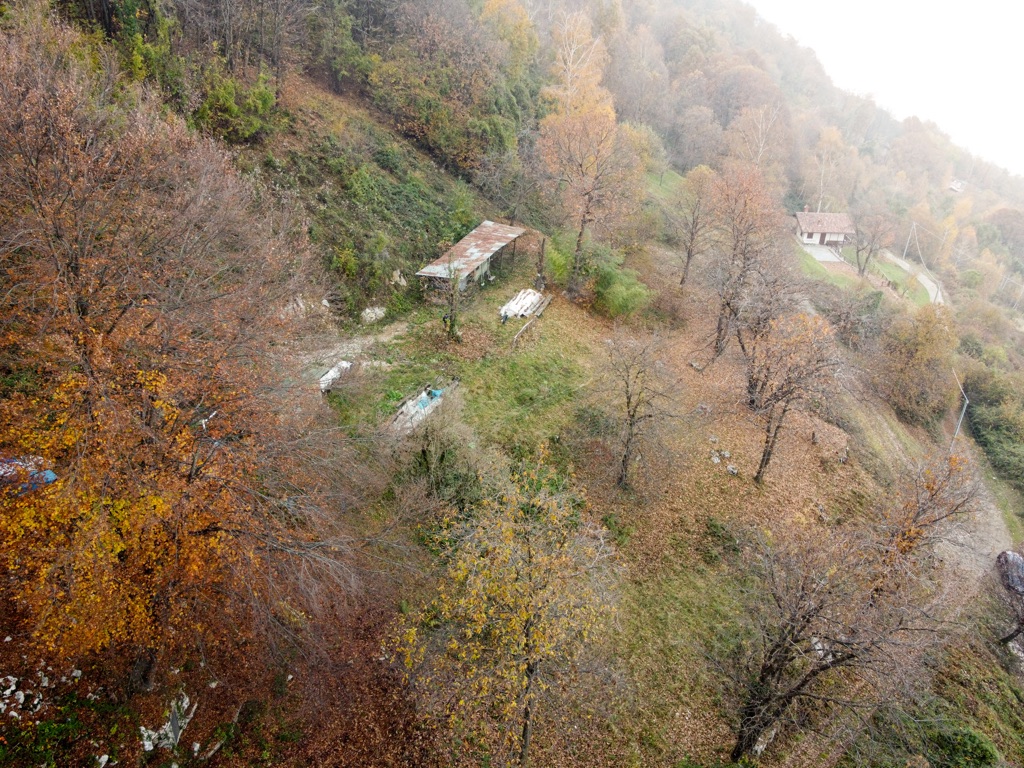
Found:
[0,18,359,685]
[538,106,645,295]
[707,167,787,356]
[743,314,841,483]
[537,14,644,297]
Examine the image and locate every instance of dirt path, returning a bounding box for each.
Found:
[303,320,410,376]
[940,443,1012,584]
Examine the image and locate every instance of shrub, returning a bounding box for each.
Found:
[545,241,571,284]
[877,304,957,426]
[927,726,1000,768]
[970,402,1024,489]
[594,264,651,317]
[590,245,651,317]
[192,68,276,144]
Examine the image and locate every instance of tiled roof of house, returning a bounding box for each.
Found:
[795,211,855,235]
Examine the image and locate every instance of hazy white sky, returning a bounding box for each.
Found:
[744,0,1024,176]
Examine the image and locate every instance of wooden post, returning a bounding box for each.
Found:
[535,238,547,292]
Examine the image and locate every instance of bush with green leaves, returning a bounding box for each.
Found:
[192,68,276,144]
[964,365,1024,491]
[545,237,650,317]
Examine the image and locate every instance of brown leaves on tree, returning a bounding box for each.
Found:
[0,19,360,681]
[724,453,979,760]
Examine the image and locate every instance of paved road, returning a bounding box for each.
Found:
[880,249,944,304]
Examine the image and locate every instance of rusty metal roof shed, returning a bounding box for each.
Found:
[416,221,526,281]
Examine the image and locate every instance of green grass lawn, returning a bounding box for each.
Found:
[871,257,932,306]
[331,256,599,452]
[646,168,685,204]
[795,246,862,290]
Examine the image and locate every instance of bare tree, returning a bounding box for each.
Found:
[602,332,670,489]
[706,167,786,357]
[725,528,924,761]
[733,263,801,364]
[852,211,897,277]
[744,313,840,483]
[668,165,716,286]
[722,454,979,761]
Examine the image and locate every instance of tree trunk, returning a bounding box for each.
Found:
[680,252,693,286]
[714,306,731,357]
[755,404,789,484]
[731,701,773,762]
[519,660,538,768]
[617,430,634,488]
[1000,622,1024,644]
[569,218,587,296]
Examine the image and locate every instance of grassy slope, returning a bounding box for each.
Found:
[229,80,1023,767]
[248,74,486,314]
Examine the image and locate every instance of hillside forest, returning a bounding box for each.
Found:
[5,0,1024,766]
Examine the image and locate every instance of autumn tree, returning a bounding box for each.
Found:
[543,10,608,114]
[725,454,978,760]
[538,100,644,297]
[602,332,670,489]
[605,23,668,127]
[0,16,362,684]
[668,164,717,286]
[852,210,898,277]
[706,167,787,357]
[744,314,840,483]
[170,0,313,77]
[724,102,791,190]
[873,453,979,572]
[667,105,724,171]
[474,142,545,226]
[876,304,957,425]
[804,126,855,213]
[395,455,616,767]
[536,9,644,296]
[481,0,538,83]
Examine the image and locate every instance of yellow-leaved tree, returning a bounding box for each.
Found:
[395,454,616,768]
[537,10,645,297]
[0,13,364,690]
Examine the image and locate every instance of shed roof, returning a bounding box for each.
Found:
[416,221,526,280]
[795,211,855,235]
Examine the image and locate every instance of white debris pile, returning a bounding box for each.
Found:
[140,692,197,752]
[319,360,354,393]
[0,661,69,720]
[499,289,549,321]
[361,305,386,324]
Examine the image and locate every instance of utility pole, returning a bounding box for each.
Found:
[902,222,915,261]
[950,368,969,453]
